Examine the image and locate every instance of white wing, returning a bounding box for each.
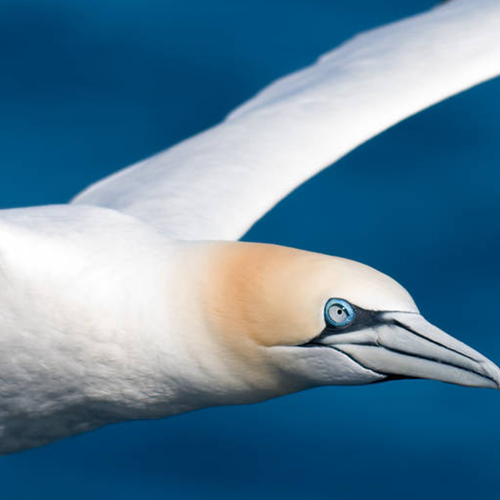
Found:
[72,0,500,241]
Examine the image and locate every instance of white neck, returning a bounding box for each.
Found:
[0,208,287,454]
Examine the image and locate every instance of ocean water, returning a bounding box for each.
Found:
[1,0,500,498]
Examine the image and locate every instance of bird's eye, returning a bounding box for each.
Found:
[324,298,355,328]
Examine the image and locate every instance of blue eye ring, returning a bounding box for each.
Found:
[324,298,356,328]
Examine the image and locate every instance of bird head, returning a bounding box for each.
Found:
[200,242,500,399]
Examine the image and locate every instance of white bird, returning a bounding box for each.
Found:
[1,0,500,455]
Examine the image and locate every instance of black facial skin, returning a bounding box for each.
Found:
[301,302,411,383]
[308,303,392,343]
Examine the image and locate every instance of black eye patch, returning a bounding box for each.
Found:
[303,304,393,347]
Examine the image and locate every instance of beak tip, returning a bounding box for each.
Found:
[479,359,500,390]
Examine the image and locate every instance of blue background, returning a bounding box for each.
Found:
[1,0,500,498]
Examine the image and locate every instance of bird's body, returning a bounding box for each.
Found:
[1,0,500,454]
[0,211,407,452]
[0,206,176,452]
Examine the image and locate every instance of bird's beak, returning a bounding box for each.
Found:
[324,312,500,389]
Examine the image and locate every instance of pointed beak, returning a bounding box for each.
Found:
[324,312,500,389]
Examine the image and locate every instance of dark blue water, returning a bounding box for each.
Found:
[1,0,500,498]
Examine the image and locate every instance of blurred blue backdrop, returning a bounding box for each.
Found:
[1,0,500,498]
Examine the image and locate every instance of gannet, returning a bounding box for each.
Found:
[1,0,500,455]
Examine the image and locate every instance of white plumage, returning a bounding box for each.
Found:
[74,0,500,241]
[0,0,500,455]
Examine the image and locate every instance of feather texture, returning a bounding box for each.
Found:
[72,0,500,241]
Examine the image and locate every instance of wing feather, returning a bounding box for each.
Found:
[72,0,500,240]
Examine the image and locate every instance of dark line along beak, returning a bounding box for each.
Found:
[321,312,500,389]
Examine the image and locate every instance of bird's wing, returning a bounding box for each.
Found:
[72,0,500,241]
